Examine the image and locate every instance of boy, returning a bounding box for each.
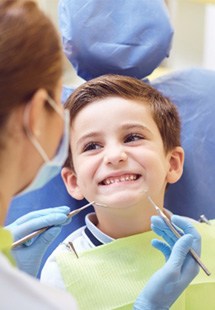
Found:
[41,75,215,309]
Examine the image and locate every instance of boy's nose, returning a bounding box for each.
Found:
[104,150,128,166]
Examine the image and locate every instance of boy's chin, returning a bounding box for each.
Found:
[98,191,146,210]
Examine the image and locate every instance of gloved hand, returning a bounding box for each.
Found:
[6,206,71,277]
[134,215,201,310]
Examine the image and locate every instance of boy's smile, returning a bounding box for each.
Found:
[99,173,140,186]
[67,97,177,210]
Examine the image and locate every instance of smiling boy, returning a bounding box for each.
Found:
[61,76,184,240]
[41,75,203,309]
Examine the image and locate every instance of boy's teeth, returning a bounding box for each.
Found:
[103,174,137,185]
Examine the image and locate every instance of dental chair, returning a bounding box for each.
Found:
[59,0,215,220]
[6,0,215,272]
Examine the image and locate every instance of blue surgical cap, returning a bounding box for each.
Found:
[58,0,173,80]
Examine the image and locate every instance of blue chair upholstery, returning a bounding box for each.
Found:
[151,68,215,220]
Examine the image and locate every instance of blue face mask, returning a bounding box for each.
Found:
[15,96,70,197]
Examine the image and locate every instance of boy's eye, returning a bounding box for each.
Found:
[124,133,144,143]
[83,142,102,152]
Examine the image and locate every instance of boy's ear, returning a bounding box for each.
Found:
[61,167,84,200]
[166,146,184,184]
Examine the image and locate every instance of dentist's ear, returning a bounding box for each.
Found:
[26,89,49,136]
[61,167,84,200]
[166,146,185,184]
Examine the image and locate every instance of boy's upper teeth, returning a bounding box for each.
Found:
[103,174,137,185]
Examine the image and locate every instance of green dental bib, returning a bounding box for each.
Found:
[0,227,16,266]
[57,221,215,310]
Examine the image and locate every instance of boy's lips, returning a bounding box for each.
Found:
[99,173,141,186]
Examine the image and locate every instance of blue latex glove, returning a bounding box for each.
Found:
[6,206,71,277]
[134,215,201,310]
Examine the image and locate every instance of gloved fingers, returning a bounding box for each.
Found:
[7,208,71,241]
[61,217,72,226]
[151,215,177,239]
[151,239,171,261]
[171,215,199,237]
[16,212,69,239]
[166,234,194,270]
[23,218,71,246]
[31,226,61,248]
[10,206,70,225]
[171,215,201,255]
[12,226,62,277]
[24,236,38,246]
[12,225,63,247]
[151,217,176,248]
[151,215,196,249]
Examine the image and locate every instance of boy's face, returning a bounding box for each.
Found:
[63,97,183,209]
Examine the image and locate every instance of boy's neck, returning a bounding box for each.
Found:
[94,200,163,239]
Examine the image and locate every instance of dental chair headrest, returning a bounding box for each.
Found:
[58,0,173,80]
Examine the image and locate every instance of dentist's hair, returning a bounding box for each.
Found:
[0,0,63,128]
[64,74,181,169]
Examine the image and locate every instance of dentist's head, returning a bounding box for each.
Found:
[0,0,68,223]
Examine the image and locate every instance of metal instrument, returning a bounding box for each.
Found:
[12,201,105,248]
[147,195,211,276]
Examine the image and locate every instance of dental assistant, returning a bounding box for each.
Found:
[0,0,78,308]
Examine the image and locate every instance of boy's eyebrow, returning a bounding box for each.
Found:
[121,123,152,134]
[76,131,101,145]
[121,123,149,130]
